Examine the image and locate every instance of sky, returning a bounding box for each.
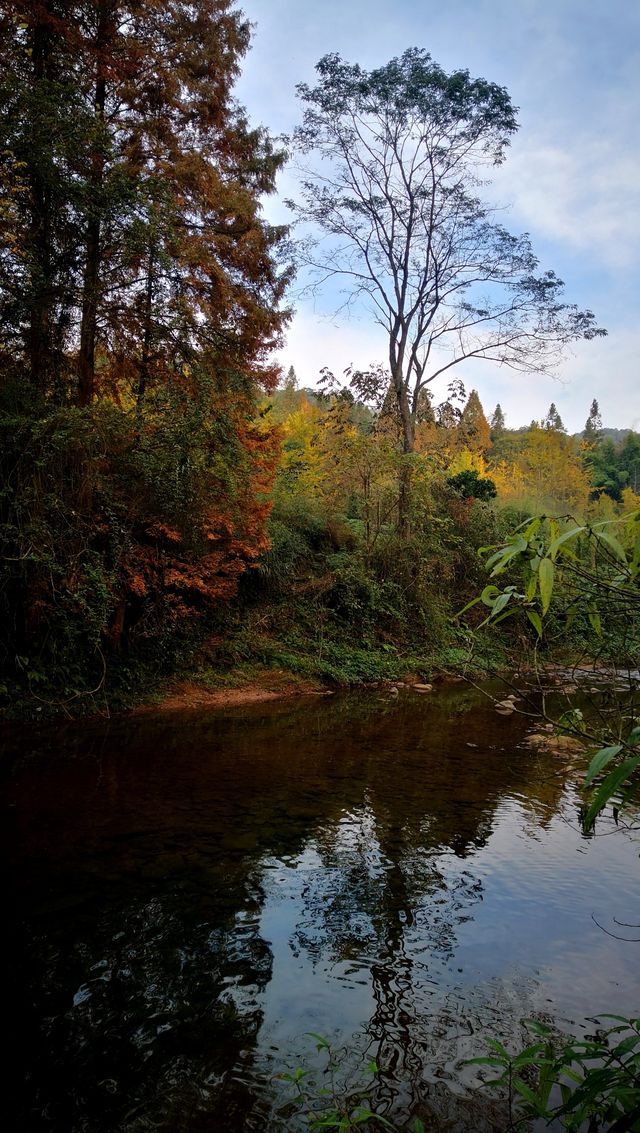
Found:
[235,0,640,433]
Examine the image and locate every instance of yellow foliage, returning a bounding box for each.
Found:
[620,487,640,513]
[488,425,589,512]
[447,449,489,476]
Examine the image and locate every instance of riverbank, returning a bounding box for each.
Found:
[130,670,331,714]
[0,619,505,721]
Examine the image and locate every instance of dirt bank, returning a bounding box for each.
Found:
[130,673,331,714]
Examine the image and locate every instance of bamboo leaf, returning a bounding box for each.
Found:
[584,745,623,787]
[587,606,602,636]
[593,527,627,562]
[526,609,543,637]
[547,525,585,559]
[513,1076,541,1108]
[538,557,554,614]
[584,756,640,828]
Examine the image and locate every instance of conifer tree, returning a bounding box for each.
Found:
[459,389,491,452]
[619,432,640,494]
[0,0,291,404]
[583,398,603,445]
[543,402,565,432]
[490,403,506,438]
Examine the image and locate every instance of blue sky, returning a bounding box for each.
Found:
[236,0,640,432]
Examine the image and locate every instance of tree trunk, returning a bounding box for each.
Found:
[136,244,156,423]
[78,4,111,407]
[392,366,415,536]
[27,15,53,394]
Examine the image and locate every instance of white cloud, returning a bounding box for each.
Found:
[494,136,640,270]
[278,310,388,388]
[276,311,639,434]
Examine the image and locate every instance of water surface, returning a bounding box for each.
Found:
[3,686,639,1131]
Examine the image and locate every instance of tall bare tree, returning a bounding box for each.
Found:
[288,49,605,527]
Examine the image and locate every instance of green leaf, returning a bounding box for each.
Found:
[455,595,482,617]
[491,591,512,617]
[627,726,640,746]
[584,745,623,787]
[538,557,554,614]
[593,527,627,561]
[525,572,538,601]
[526,609,543,637]
[489,607,518,626]
[584,756,640,828]
[611,1034,640,1056]
[512,1076,541,1108]
[486,1038,511,1059]
[524,1019,553,1037]
[484,547,509,572]
[512,1042,547,1068]
[587,606,602,636]
[548,525,585,559]
[306,1032,330,1050]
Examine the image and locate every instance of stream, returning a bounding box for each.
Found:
[2,684,639,1131]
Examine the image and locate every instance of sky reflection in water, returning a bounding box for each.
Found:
[3,687,639,1131]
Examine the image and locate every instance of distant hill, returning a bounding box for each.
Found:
[574,428,634,444]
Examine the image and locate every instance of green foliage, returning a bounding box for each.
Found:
[469,1015,640,1132]
[326,554,408,627]
[0,367,276,712]
[460,510,640,827]
[448,469,497,501]
[583,431,640,501]
[253,518,310,593]
[276,1035,426,1132]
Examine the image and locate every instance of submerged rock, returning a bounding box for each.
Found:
[525,732,585,754]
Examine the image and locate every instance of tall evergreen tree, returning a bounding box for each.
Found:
[459,389,491,452]
[583,398,603,445]
[490,403,506,438]
[543,402,565,432]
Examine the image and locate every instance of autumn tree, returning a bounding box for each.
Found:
[490,422,589,511]
[288,49,605,528]
[0,0,291,698]
[459,389,491,453]
[271,365,302,421]
[0,0,289,405]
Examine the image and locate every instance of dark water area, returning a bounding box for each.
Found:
[2,685,639,1131]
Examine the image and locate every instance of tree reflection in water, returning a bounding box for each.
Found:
[3,687,637,1132]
